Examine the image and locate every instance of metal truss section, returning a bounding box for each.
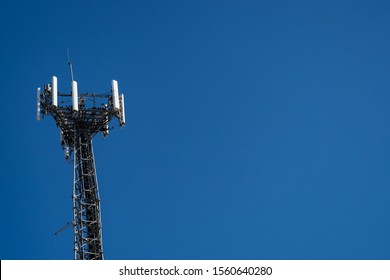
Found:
[73,129,103,260]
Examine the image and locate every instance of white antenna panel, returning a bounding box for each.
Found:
[72,81,79,111]
[52,76,58,107]
[120,93,125,126]
[102,115,109,138]
[36,87,41,120]
[60,130,64,145]
[112,80,120,111]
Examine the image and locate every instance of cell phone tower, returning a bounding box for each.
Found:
[36,61,125,260]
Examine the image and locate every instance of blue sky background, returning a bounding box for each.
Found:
[0,0,390,260]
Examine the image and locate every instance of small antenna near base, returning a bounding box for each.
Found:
[67,48,74,82]
[54,221,72,236]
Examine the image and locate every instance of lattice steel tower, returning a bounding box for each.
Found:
[37,72,125,260]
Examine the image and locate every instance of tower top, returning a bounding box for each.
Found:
[37,75,125,159]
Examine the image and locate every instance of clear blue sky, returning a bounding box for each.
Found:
[0,0,389,260]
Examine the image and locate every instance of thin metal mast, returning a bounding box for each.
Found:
[67,48,75,82]
[37,72,125,260]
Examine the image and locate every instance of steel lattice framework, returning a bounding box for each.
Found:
[37,77,125,260]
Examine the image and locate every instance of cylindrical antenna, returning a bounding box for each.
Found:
[52,76,58,107]
[67,48,74,82]
[111,80,120,111]
[72,81,79,111]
